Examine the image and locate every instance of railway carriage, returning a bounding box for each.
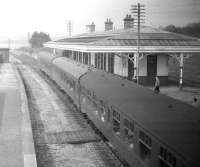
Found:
[38,53,200,167]
[38,52,54,75]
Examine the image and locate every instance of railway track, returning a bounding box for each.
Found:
[12,55,125,167]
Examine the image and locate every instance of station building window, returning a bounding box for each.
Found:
[69,50,72,58]
[88,53,91,66]
[62,50,67,57]
[100,53,103,70]
[82,52,89,65]
[78,52,82,63]
[108,53,114,73]
[97,53,101,69]
[85,53,89,65]
[95,54,97,68]
[74,51,78,61]
[139,131,152,166]
[104,53,106,71]
[94,53,107,70]
[124,119,134,146]
[113,110,120,135]
[62,50,72,58]
[159,147,176,167]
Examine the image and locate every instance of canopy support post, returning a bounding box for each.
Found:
[179,53,184,90]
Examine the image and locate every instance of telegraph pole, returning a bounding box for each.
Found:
[67,21,72,37]
[8,39,11,49]
[131,3,145,84]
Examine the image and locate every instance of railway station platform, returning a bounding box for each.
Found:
[0,63,36,167]
[148,85,200,110]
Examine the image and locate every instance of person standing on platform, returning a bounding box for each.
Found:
[192,97,200,110]
[154,76,160,93]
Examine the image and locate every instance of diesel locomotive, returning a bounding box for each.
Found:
[38,52,200,167]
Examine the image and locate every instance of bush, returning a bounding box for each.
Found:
[29,31,51,48]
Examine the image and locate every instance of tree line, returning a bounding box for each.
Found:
[163,21,200,38]
[29,31,51,48]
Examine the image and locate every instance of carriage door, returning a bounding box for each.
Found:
[147,55,157,84]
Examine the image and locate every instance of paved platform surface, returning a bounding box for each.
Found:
[148,86,200,110]
[0,63,36,167]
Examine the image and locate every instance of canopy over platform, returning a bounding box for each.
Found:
[44,26,200,88]
[45,26,200,53]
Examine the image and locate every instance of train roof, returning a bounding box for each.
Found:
[38,51,55,63]
[52,57,88,79]
[81,70,200,166]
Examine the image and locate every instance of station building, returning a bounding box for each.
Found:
[44,15,200,85]
[0,48,9,63]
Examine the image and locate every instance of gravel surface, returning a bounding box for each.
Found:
[16,63,123,167]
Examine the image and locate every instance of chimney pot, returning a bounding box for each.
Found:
[124,14,134,29]
[86,22,95,32]
[105,18,113,31]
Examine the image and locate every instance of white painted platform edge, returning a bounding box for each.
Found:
[13,64,37,167]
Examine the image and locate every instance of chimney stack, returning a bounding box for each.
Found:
[86,22,95,33]
[124,14,134,29]
[105,18,113,31]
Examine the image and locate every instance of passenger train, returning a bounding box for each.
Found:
[37,52,200,167]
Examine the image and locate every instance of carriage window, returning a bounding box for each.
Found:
[124,119,134,147]
[113,110,120,135]
[92,92,97,100]
[159,147,176,167]
[81,86,87,102]
[91,92,98,108]
[99,100,106,122]
[107,108,111,122]
[81,86,87,95]
[139,131,152,147]
[86,90,91,100]
[69,81,74,91]
[139,131,152,166]
[87,90,91,96]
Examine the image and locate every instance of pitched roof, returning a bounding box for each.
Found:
[45,26,200,52]
[53,57,88,79]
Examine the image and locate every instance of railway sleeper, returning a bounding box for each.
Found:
[34,129,101,144]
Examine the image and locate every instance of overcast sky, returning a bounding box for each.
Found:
[0,0,200,40]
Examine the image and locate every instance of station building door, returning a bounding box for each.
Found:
[147,55,157,84]
[128,54,134,80]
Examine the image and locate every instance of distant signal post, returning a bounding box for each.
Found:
[67,21,72,37]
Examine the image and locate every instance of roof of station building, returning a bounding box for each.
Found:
[45,26,200,52]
